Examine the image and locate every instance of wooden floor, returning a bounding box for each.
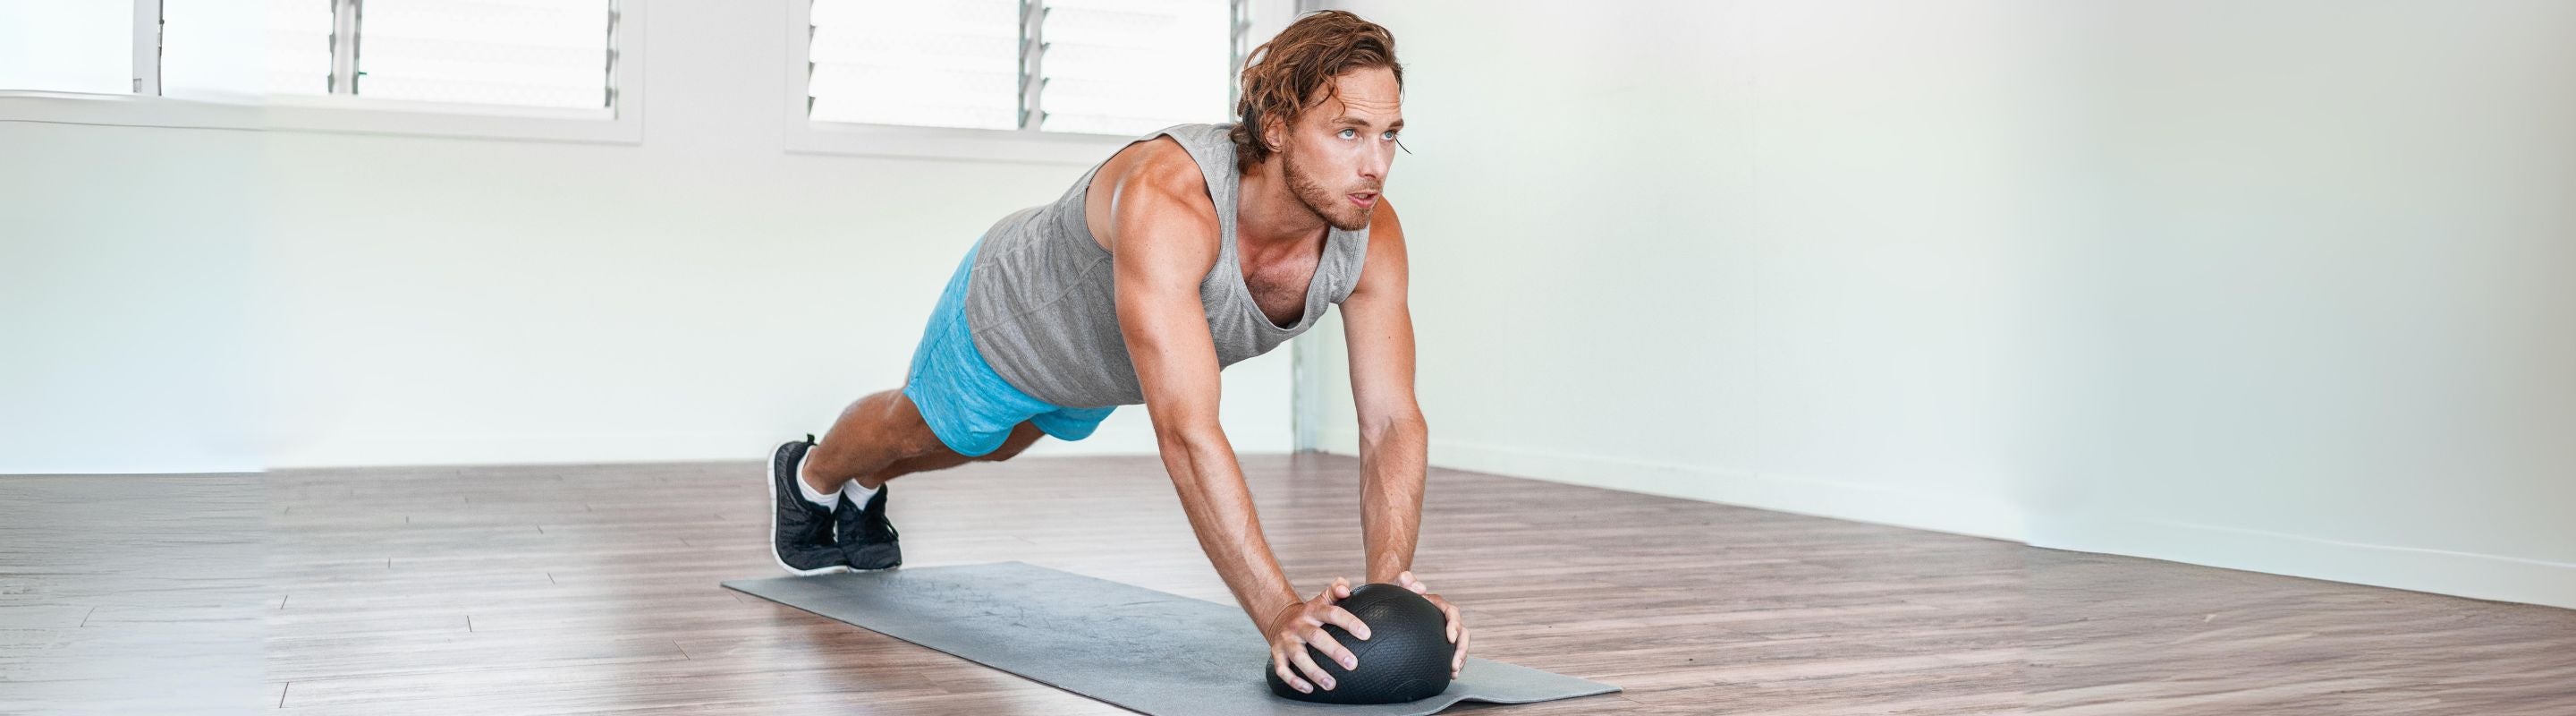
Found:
[4,453,2572,714]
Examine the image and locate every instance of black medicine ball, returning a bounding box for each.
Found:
[1264,583,1453,704]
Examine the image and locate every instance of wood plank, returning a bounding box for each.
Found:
[2,456,2572,714]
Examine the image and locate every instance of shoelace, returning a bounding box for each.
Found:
[860,491,897,541]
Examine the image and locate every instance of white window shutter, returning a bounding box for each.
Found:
[807,1,1020,131]
[161,0,328,98]
[1038,0,1229,135]
[0,1,137,94]
[800,0,1230,135]
[355,0,613,109]
[262,0,336,96]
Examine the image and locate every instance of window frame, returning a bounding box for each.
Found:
[784,0,1294,166]
[0,0,647,145]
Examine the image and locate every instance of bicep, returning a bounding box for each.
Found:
[1112,187,1225,440]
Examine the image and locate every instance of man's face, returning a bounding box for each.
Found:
[1275,66,1403,232]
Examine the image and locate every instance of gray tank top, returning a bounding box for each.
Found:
[962,123,1370,409]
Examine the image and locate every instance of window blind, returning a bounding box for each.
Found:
[802,0,1231,135]
[162,0,327,98]
[355,0,613,108]
[1038,0,1229,135]
[0,1,135,94]
[806,0,1021,131]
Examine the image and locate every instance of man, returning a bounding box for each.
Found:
[764,11,1462,695]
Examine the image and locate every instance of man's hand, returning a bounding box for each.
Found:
[1395,571,1468,678]
[1264,576,1375,694]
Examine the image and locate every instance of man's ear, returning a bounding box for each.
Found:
[1261,115,1285,152]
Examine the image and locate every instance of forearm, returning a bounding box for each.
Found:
[1359,417,1429,584]
[1158,426,1300,627]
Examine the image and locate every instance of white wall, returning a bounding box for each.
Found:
[1310,0,2576,609]
[0,123,264,473]
[2030,0,2576,609]
[1308,0,2062,540]
[3,0,1298,471]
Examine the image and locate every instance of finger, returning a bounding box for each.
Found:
[1453,626,1472,676]
[1306,626,1359,671]
[1273,656,1312,694]
[1289,644,1338,691]
[1332,576,1352,599]
[1309,581,1343,608]
[1444,602,1462,643]
[1324,605,1372,641]
[1402,578,1428,594]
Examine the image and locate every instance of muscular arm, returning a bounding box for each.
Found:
[1341,198,1429,584]
[1106,145,1301,629]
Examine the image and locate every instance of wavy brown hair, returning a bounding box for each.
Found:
[1230,11,1402,173]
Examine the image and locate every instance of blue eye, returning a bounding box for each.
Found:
[1339,128,1357,140]
[1381,131,1398,141]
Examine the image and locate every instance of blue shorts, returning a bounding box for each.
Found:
[902,235,1117,456]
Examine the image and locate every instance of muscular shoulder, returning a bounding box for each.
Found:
[1085,137,1217,254]
[1109,137,1208,199]
[1349,196,1409,302]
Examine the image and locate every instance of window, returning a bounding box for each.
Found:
[807,3,1021,131]
[0,0,643,143]
[1035,0,1232,136]
[0,2,136,95]
[792,0,1268,163]
[352,0,615,109]
[250,0,338,96]
[162,0,326,98]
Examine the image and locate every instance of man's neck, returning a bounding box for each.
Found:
[1234,163,1328,254]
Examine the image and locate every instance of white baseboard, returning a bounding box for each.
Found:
[1320,427,2576,611]
[2030,516,2576,611]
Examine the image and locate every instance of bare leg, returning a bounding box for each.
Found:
[801,388,1048,492]
[850,421,1046,489]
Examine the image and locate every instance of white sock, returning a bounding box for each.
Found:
[794,452,839,510]
[843,481,881,511]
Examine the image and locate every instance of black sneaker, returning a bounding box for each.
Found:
[768,434,851,575]
[835,483,902,570]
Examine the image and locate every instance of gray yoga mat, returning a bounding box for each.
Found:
[723,562,1620,716]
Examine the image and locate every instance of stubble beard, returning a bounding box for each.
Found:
[1280,149,1372,232]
